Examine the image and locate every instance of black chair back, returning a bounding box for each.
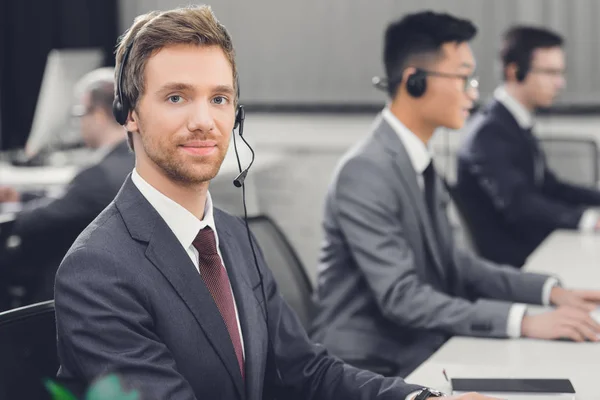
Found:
[0,300,58,399]
[247,215,314,329]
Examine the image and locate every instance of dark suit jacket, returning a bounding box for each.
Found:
[4,140,133,301]
[310,114,549,377]
[54,176,422,400]
[456,100,600,267]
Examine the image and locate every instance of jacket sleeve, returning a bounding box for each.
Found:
[542,168,600,207]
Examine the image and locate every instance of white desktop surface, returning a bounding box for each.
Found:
[406,231,600,399]
[0,162,77,190]
[524,231,600,288]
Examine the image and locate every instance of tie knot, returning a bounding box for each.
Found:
[423,161,435,178]
[193,226,218,255]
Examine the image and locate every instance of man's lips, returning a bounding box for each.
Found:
[179,140,217,155]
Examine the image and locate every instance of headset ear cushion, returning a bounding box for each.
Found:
[406,71,427,98]
[113,97,124,125]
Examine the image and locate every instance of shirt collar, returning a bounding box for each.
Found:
[131,168,218,252]
[494,85,535,129]
[382,108,432,175]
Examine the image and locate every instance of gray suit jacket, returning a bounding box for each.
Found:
[310,114,550,376]
[54,175,422,400]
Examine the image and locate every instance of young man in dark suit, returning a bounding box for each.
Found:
[52,5,494,400]
[0,68,133,305]
[456,26,600,267]
[311,12,600,378]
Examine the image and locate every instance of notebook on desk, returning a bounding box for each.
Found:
[451,378,576,399]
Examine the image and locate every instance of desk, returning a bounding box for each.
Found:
[524,231,600,288]
[406,231,600,398]
[0,162,77,191]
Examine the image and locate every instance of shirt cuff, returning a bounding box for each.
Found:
[578,209,599,232]
[507,303,528,338]
[542,277,560,306]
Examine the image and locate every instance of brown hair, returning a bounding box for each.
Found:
[114,5,237,150]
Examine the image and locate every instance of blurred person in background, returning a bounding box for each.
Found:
[311,12,600,378]
[0,67,133,306]
[456,26,600,268]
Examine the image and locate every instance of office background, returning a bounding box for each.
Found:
[119,0,600,106]
[2,0,600,281]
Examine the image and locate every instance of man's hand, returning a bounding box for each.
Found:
[0,186,20,203]
[550,286,600,312]
[521,306,600,342]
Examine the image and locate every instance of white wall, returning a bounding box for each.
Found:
[118,0,600,105]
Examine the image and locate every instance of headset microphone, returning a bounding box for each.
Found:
[232,105,253,188]
[233,170,248,188]
[230,100,284,387]
[372,76,388,91]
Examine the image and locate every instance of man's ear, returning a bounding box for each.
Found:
[124,109,138,133]
[505,63,519,82]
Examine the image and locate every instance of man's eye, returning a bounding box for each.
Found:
[212,96,228,105]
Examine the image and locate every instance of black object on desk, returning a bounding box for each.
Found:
[451,378,575,394]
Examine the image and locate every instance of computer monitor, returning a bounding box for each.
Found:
[24,48,103,159]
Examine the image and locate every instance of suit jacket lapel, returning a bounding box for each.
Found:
[115,177,245,399]
[215,215,268,400]
[374,117,446,276]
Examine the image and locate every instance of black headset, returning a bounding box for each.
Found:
[375,68,428,98]
[405,68,428,98]
[515,59,529,83]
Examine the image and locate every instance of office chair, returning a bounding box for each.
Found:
[0,300,59,399]
[539,136,599,188]
[247,215,315,329]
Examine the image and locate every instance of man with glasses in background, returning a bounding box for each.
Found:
[311,12,600,378]
[456,26,600,268]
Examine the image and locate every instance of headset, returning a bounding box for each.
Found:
[405,69,428,98]
[113,38,282,387]
[372,68,428,98]
[515,59,529,83]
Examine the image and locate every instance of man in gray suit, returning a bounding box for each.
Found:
[311,11,600,377]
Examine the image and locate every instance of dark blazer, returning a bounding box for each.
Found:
[310,114,549,377]
[456,100,600,267]
[54,176,422,400]
[5,140,133,301]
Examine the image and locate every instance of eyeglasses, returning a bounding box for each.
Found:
[529,67,566,77]
[420,69,479,92]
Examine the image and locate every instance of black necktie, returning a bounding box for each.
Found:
[423,161,438,230]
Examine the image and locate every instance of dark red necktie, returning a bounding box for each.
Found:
[193,226,245,379]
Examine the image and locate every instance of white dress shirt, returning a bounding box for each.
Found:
[382,108,556,339]
[494,86,599,233]
[131,168,245,358]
